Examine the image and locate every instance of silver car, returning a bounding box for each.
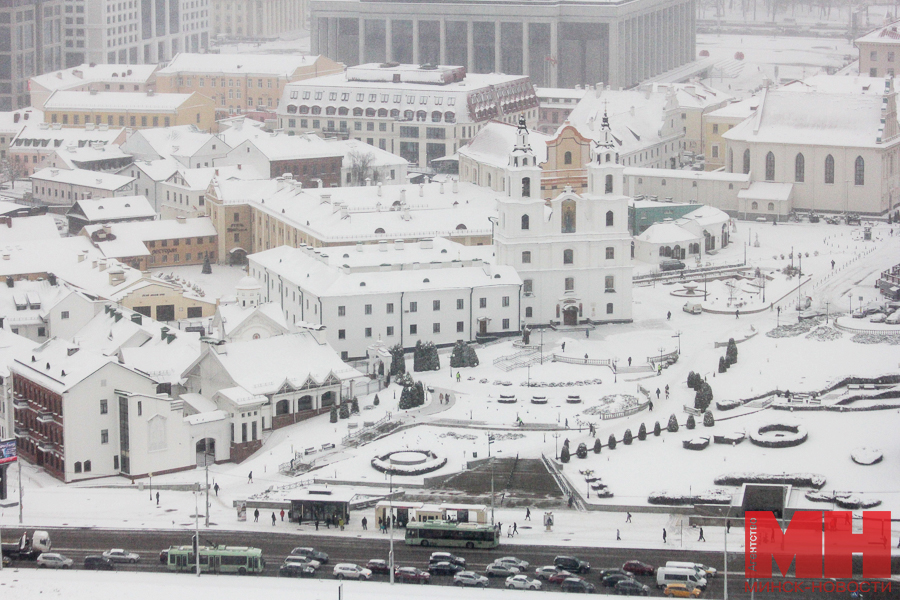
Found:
[102,549,140,563]
[454,571,490,587]
[36,553,74,569]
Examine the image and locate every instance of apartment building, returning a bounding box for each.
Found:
[43,90,216,131]
[29,62,158,108]
[0,0,64,110]
[212,0,307,38]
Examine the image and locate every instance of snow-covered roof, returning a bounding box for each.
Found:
[126,125,225,160]
[250,239,520,298]
[169,165,265,191]
[215,302,288,338]
[31,167,135,190]
[30,64,157,93]
[9,338,128,394]
[205,332,362,396]
[130,158,181,182]
[644,81,733,111]
[181,392,219,414]
[676,204,732,227]
[722,89,894,149]
[70,195,157,222]
[45,143,132,170]
[0,108,42,133]
[781,74,889,96]
[624,167,750,183]
[706,96,762,121]
[459,121,551,169]
[0,201,30,216]
[83,217,216,250]
[158,53,331,77]
[225,132,345,161]
[0,215,61,242]
[0,236,101,279]
[0,279,77,329]
[535,87,588,104]
[43,90,201,113]
[339,138,408,169]
[0,328,37,378]
[635,222,698,245]
[737,182,794,202]
[11,123,124,148]
[856,20,900,45]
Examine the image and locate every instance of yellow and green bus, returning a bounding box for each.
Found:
[166,545,264,575]
[405,521,499,549]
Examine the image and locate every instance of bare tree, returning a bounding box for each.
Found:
[347,149,381,186]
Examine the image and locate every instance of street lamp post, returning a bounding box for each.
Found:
[672,331,682,355]
[389,471,394,584]
[552,433,561,459]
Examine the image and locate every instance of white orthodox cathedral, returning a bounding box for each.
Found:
[495,116,634,326]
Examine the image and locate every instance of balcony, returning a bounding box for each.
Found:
[37,410,56,424]
[14,426,30,438]
[38,441,55,453]
[13,397,29,409]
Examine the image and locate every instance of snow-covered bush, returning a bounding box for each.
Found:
[694,381,714,412]
[682,436,709,450]
[716,399,743,411]
[373,394,380,406]
[714,472,826,489]
[389,344,406,376]
[560,445,571,463]
[703,411,715,427]
[718,356,727,373]
[623,429,633,445]
[638,423,647,441]
[648,489,732,505]
[593,438,602,454]
[749,423,808,448]
[339,403,350,419]
[713,431,745,445]
[351,397,360,414]
[850,447,883,465]
[576,442,588,459]
[607,434,617,450]
[654,421,662,436]
[686,415,696,430]
[667,414,679,432]
[330,405,338,423]
[805,491,881,509]
[413,340,440,371]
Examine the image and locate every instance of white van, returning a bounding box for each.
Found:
[656,567,707,590]
[665,561,717,578]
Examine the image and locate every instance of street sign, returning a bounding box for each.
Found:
[0,439,16,465]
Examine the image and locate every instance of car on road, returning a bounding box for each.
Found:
[622,561,655,576]
[560,577,597,593]
[505,575,542,590]
[869,312,887,323]
[485,562,521,577]
[36,553,73,569]
[290,547,329,564]
[602,573,635,588]
[333,563,373,580]
[555,556,590,574]
[534,565,566,580]
[428,561,464,576]
[284,555,321,570]
[598,568,631,579]
[83,556,115,571]
[664,583,701,598]
[547,570,575,584]
[454,571,490,587]
[279,563,316,578]
[429,552,466,568]
[395,566,431,584]
[615,579,651,595]
[495,556,530,570]
[366,559,391,575]
[102,549,140,563]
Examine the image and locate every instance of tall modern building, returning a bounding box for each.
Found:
[212,0,307,38]
[309,0,695,90]
[0,0,64,110]
[63,0,211,67]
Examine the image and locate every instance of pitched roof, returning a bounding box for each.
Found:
[158,53,331,77]
[126,125,223,159]
[43,90,200,112]
[30,167,135,190]
[459,121,551,169]
[70,195,156,222]
[9,338,139,394]
[30,63,158,92]
[0,215,61,243]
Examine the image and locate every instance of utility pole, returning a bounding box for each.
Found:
[18,456,22,524]
[490,458,495,526]
[389,472,394,585]
[205,461,210,528]
[194,483,201,577]
[825,301,830,324]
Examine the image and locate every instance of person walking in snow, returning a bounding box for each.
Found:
[656,388,661,400]
[272,512,277,526]
[362,517,368,530]
[248,471,253,484]
[616,529,621,541]
[214,483,220,496]
[648,400,654,411]
[627,356,632,366]
[456,372,461,382]
[726,519,731,533]
[253,508,259,522]
[663,528,667,543]
[665,385,670,399]
[667,311,671,320]
[735,309,740,319]
[525,508,531,521]
[698,527,705,542]
[156,492,160,506]
[280,509,285,521]
[626,512,632,523]
[513,522,518,535]
[561,342,566,352]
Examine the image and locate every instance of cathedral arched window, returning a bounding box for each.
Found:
[521,214,529,230]
[605,210,614,227]
[561,199,576,233]
[564,151,572,165]
[743,149,750,174]
[522,176,531,198]
[855,156,865,186]
[795,153,805,182]
[765,151,775,181]
[825,154,835,184]
[563,249,574,264]
[605,174,613,194]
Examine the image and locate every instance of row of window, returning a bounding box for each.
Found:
[337,319,513,339]
[50,113,172,128]
[521,248,617,264]
[147,251,213,264]
[337,297,510,316]
[177,76,275,89]
[146,236,213,248]
[736,149,865,186]
[286,105,457,124]
[291,90,459,107]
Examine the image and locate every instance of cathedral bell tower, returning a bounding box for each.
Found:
[506,116,542,199]
[587,109,625,196]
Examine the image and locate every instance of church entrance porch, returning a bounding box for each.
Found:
[563,305,579,326]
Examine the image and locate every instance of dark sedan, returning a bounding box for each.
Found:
[366,559,391,575]
[602,573,635,588]
[615,579,651,596]
[428,561,464,576]
[279,563,316,578]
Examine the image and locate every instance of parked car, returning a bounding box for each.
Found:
[279,563,316,578]
[495,556,530,570]
[505,574,542,590]
[454,571,490,587]
[395,566,431,584]
[36,553,74,569]
[555,556,591,574]
[535,565,566,580]
[428,561,464,576]
[660,259,686,272]
[83,556,115,571]
[869,312,887,323]
[2,555,11,568]
[548,570,575,584]
[602,573,635,587]
[615,579,651,596]
[333,563,372,580]
[598,568,631,579]
[486,562,521,577]
[429,552,466,568]
[560,577,597,593]
[664,583,701,598]
[102,549,140,563]
[284,555,321,570]
[291,547,329,564]
[683,302,702,315]
[366,559,391,575]
[622,561,655,576]
[886,309,900,324]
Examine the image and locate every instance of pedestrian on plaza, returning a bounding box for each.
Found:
[626,512,632,523]
[562,342,566,352]
[456,372,461,382]
[525,508,531,521]
[339,518,345,531]
[214,483,220,496]
[280,509,285,521]
[565,418,569,428]
[628,356,632,367]
[248,471,253,484]
[253,508,259,522]
[665,385,670,399]
[656,388,661,400]
[617,529,621,541]
[831,259,835,270]
[156,491,160,506]
[362,517,368,530]
[299,514,303,527]
[698,527,705,542]
[513,522,518,535]
[726,519,731,533]
[658,364,662,376]
[735,309,740,319]
[315,519,319,531]
[663,528,667,543]
[272,512,277,526]
[667,311,671,320]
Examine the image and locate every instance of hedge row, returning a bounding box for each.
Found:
[648,490,732,506]
[714,472,826,488]
[682,437,710,451]
[370,456,448,476]
[804,491,882,509]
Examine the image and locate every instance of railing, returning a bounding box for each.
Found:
[633,261,747,284]
[541,453,586,511]
[648,350,680,365]
[600,402,650,420]
[551,354,616,371]
[341,413,392,445]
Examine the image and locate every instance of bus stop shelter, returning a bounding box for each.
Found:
[288,487,355,524]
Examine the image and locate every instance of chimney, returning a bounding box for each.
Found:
[399,189,406,204]
[283,172,293,180]
[2,253,10,261]
[108,267,125,285]
[377,182,383,196]
[419,238,433,249]
[378,240,388,252]
[176,216,186,224]
[77,250,88,263]
[394,239,404,251]
[356,242,364,252]
[365,177,371,187]
[419,182,424,197]
[98,259,108,271]
[439,181,445,194]
[237,163,242,170]
[275,176,285,191]
[452,179,459,193]
[317,179,324,188]
[102,224,112,235]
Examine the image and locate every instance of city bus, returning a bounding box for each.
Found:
[404,521,499,549]
[165,545,264,575]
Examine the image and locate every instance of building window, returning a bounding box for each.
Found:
[712,124,719,134]
[521,214,529,230]
[502,318,510,329]
[855,156,865,186]
[795,153,805,182]
[751,201,759,210]
[100,399,108,414]
[525,307,533,317]
[767,202,775,211]
[743,149,751,174]
[457,321,464,332]
[338,306,346,316]
[605,275,615,292]
[457,299,464,310]
[338,329,346,339]
[365,304,372,315]
[365,327,372,338]
[871,51,878,61]
[563,249,573,264]
[605,247,614,260]
[479,298,487,309]
[502,296,510,307]
[74,462,82,473]
[409,301,417,312]
[606,302,613,314]
[765,151,775,181]
[433,300,440,311]
[825,154,835,184]
[521,251,531,264]
[523,279,533,294]
[605,210,614,227]
[564,277,574,291]
[101,429,109,444]
[61,311,69,319]
[410,324,418,334]
[564,151,572,165]
[387,326,394,336]
[386,303,394,314]
[561,199,576,233]
[433,323,440,333]
[341,351,348,360]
